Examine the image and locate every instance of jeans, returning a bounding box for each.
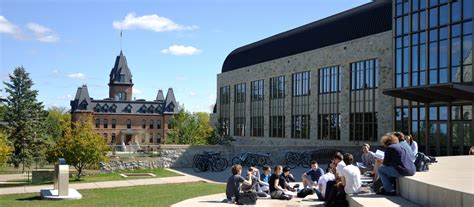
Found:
[314,189,324,201]
[377,165,401,192]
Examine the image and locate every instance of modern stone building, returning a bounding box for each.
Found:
[216,0,473,156]
[70,50,179,146]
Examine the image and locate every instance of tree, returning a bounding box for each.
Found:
[206,118,235,146]
[3,67,48,170]
[44,106,71,141]
[0,131,13,167]
[49,115,109,180]
[166,108,215,145]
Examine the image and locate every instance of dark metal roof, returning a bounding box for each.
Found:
[221,0,392,73]
[109,50,133,85]
[383,83,474,103]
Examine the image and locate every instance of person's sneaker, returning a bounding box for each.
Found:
[376,188,396,196]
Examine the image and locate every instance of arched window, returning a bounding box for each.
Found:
[95,119,100,128]
[157,120,162,129]
[149,119,154,129]
[126,119,131,129]
[141,119,146,129]
[103,119,108,128]
[112,119,116,128]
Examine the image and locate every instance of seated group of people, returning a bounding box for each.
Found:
[225,132,418,205]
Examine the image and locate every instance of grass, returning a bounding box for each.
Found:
[0,182,225,207]
[0,168,180,188]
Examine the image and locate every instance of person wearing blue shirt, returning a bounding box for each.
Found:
[302,161,325,188]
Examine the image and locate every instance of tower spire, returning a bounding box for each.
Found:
[120,27,123,52]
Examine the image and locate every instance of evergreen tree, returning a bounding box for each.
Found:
[3,67,47,170]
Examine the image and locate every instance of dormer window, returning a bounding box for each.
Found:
[120,74,125,82]
[139,105,147,113]
[102,104,109,112]
[148,105,155,113]
[79,100,88,110]
[123,104,132,113]
[155,106,163,114]
[94,104,101,112]
[110,104,117,113]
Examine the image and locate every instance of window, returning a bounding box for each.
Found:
[120,74,125,82]
[292,115,310,139]
[149,133,153,144]
[292,71,310,139]
[157,120,162,129]
[250,80,264,137]
[103,119,108,128]
[112,119,116,128]
[270,76,285,138]
[292,71,310,97]
[123,104,132,113]
[126,119,131,129]
[94,104,101,112]
[318,66,341,140]
[103,133,107,138]
[168,120,174,129]
[350,59,379,142]
[234,83,246,136]
[157,133,161,144]
[150,120,154,129]
[117,92,126,101]
[219,86,230,136]
[95,119,100,128]
[142,119,146,129]
[111,133,116,145]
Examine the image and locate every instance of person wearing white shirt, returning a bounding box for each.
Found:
[316,162,336,200]
[334,152,346,178]
[339,153,361,194]
[406,134,418,156]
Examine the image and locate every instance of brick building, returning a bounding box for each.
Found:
[70,50,178,146]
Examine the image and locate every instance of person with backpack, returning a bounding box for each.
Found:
[225,164,252,204]
[269,165,292,200]
[377,133,416,196]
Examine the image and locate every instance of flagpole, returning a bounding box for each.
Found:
[120,27,123,52]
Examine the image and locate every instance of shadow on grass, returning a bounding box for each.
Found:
[15,196,43,201]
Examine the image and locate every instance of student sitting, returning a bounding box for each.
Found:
[281,167,296,191]
[316,162,336,201]
[302,160,325,188]
[360,143,375,173]
[259,165,271,193]
[269,165,292,200]
[225,164,252,204]
[406,134,418,156]
[393,132,416,162]
[241,167,261,192]
[334,152,346,179]
[377,133,416,196]
[339,153,361,194]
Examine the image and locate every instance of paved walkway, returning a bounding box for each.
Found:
[0,168,208,196]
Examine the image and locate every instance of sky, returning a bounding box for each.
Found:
[0,0,370,113]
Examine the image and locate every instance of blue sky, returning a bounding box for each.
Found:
[1,0,370,112]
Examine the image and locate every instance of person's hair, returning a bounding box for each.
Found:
[469,146,474,155]
[311,160,318,165]
[274,165,283,172]
[231,164,242,175]
[362,143,370,149]
[263,165,271,171]
[392,131,405,142]
[380,133,400,147]
[406,135,414,145]
[326,163,332,173]
[283,166,291,172]
[343,153,354,165]
[334,152,343,161]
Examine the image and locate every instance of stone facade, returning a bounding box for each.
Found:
[216,31,393,147]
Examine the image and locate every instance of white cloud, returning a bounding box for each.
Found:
[66,73,86,80]
[133,88,142,94]
[161,45,202,56]
[189,91,196,97]
[0,16,21,38]
[113,12,198,32]
[175,75,189,81]
[26,22,59,43]
[56,94,73,100]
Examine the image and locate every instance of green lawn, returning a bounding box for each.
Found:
[0,182,225,207]
[0,168,180,188]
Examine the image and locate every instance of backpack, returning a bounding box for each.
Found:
[237,191,257,205]
[414,152,430,172]
[297,188,314,198]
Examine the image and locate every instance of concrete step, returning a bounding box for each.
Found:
[348,193,421,207]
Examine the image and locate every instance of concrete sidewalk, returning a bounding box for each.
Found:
[0,168,209,196]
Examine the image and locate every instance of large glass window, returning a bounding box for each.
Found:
[270,76,285,138]
[234,83,246,136]
[250,80,264,137]
[318,66,341,140]
[219,86,230,136]
[350,59,379,142]
[292,71,310,139]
